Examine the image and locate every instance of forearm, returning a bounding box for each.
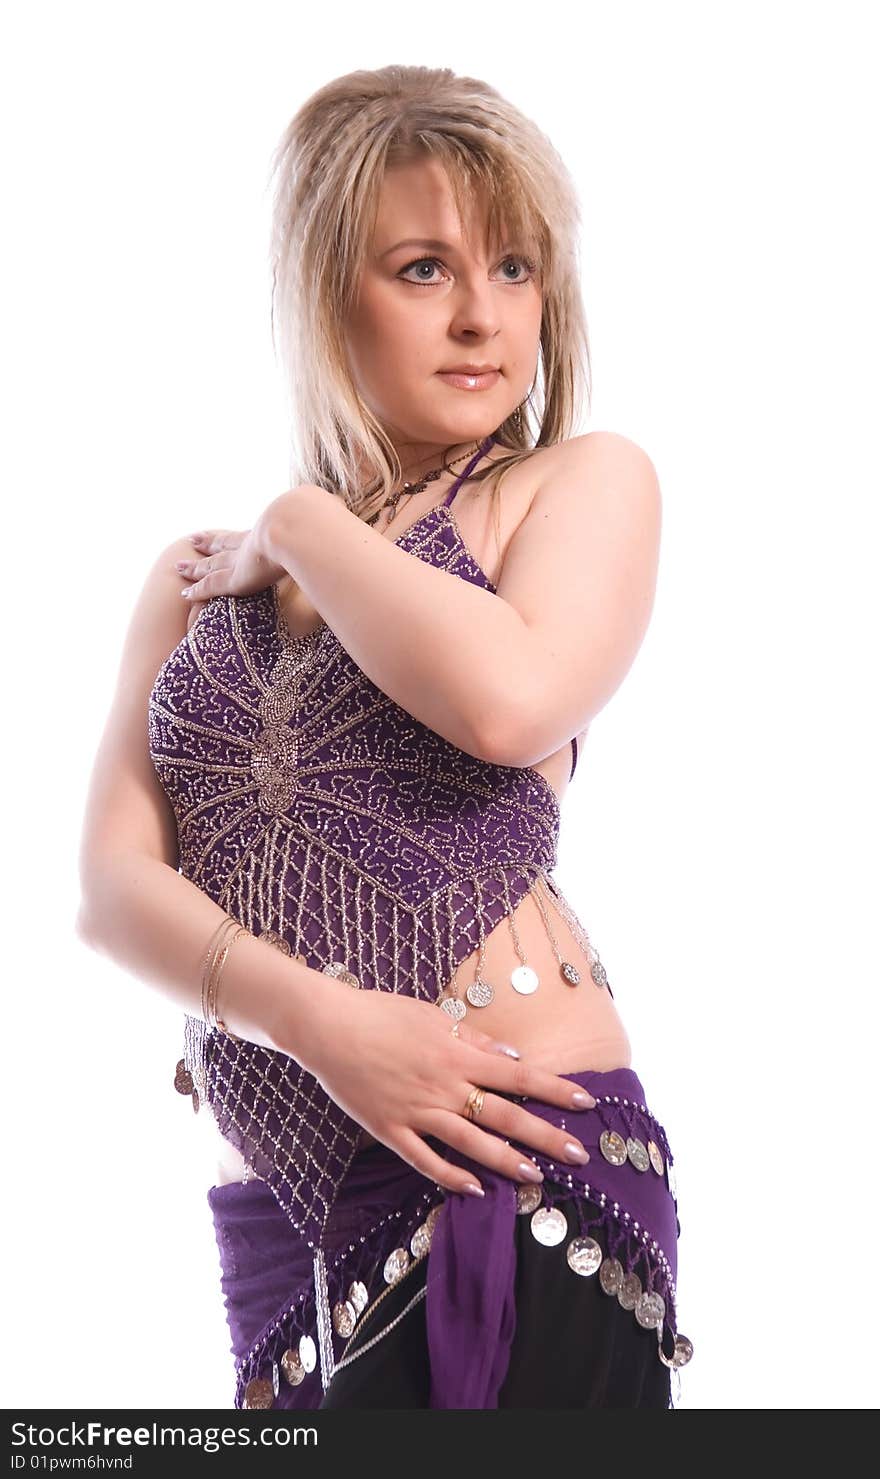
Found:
[76,852,341,1069]
[261,487,538,759]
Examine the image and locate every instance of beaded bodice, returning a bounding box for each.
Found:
[148,437,590,1251]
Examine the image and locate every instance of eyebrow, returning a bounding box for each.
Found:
[379,237,515,259]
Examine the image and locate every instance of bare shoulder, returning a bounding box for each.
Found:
[530,430,660,498]
[152,533,210,639]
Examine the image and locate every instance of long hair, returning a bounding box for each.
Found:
[267,64,591,522]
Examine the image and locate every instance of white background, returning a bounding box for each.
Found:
[3,0,877,1411]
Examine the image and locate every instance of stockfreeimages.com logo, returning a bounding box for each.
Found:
[10,1421,318,1456]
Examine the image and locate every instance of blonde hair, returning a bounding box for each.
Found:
[267,63,591,522]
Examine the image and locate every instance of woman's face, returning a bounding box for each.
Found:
[345,154,543,471]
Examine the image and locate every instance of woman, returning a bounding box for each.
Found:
[77,63,693,1410]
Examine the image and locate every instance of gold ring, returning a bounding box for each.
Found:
[464,1087,485,1121]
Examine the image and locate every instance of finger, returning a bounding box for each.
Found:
[181,575,212,602]
[189,530,244,553]
[451,1018,521,1060]
[188,554,222,578]
[422,1096,590,1178]
[455,1045,597,1115]
[390,1126,486,1198]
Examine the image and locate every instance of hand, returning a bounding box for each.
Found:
[290,981,596,1198]
[175,514,287,605]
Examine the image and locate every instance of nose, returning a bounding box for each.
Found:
[447,273,502,341]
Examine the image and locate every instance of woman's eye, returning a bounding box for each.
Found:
[398,255,534,286]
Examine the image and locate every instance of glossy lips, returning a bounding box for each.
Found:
[437,369,500,390]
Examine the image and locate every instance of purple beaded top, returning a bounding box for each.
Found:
[148,435,580,1249]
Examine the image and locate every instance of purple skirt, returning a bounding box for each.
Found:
[207,1066,692,1410]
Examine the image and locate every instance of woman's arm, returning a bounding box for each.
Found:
[76,535,344,1065]
[261,431,661,766]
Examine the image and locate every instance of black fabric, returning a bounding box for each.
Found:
[320,1194,672,1409]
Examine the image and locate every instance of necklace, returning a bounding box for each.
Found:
[364,442,483,531]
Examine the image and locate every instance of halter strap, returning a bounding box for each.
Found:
[442,435,497,507]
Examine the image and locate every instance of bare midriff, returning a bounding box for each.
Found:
[209,730,631,1184]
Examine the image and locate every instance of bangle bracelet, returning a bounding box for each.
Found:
[206,925,248,1042]
[201,915,243,1030]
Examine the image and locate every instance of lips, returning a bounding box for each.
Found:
[436,369,501,391]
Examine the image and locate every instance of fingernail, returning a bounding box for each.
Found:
[189,532,205,541]
[496,1044,520,1059]
[462,1182,485,1197]
[180,587,192,597]
[517,1161,543,1183]
[564,1140,590,1164]
[571,1090,596,1108]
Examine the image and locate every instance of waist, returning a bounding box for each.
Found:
[210,1063,684,1409]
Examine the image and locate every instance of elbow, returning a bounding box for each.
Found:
[469,686,543,770]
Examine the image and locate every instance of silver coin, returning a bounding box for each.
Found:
[647,1140,665,1176]
[627,1137,650,1173]
[599,1256,624,1295]
[322,961,360,988]
[673,1334,694,1368]
[259,928,292,956]
[332,1300,357,1338]
[635,1291,666,1329]
[466,978,495,1007]
[510,965,540,995]
[618,1271,642,1310]
[667,1160,678,1199]
[560,961,581,985]
[437,994,466,1021]
[566,1236,603,1277]
[599,1129,628,1166]
[530,1206,568,1247]
[426,1204,443,1233]
[410,1223,432,1259]
[516,1183,543,1214]
[384,1247,411,1284]
[243,1376,273,1408]
[348,1280,369,1316]
[298,1334,317,1373]
[271,1359,280,1398]
[591,960,608,988]
[280,1348,305,1385]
